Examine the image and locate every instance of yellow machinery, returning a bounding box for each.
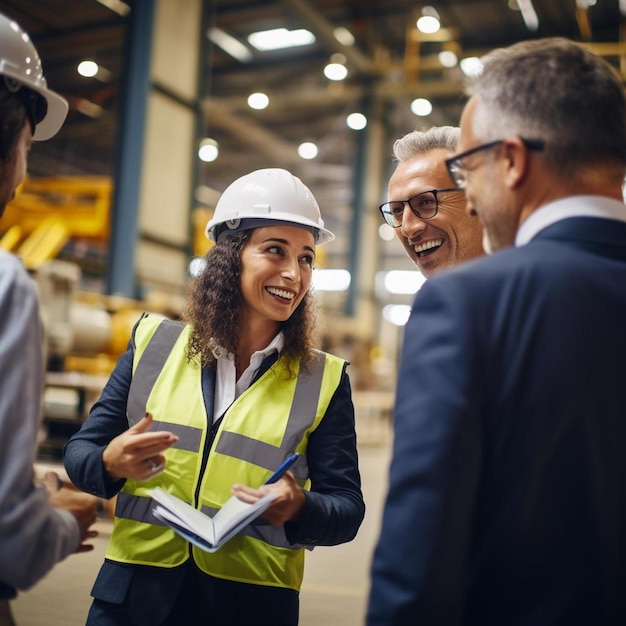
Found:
[0,176,111,269]
[0,176,185,457]
[0,176,194,377]
[0,176,147,370]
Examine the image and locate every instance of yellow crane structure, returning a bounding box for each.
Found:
[0,176,112,269]
[1,177,194,458]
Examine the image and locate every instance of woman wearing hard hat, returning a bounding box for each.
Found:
[65,168,365,625]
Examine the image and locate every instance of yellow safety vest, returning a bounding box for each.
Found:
[106,315,346,591]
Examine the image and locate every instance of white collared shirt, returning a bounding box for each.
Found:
[213,332,285,420]
[515,195,626,246]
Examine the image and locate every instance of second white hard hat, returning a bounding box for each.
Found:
[205,168,334,244]
[0,13,68,140]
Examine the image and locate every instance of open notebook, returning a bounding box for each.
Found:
[149,487,279,553]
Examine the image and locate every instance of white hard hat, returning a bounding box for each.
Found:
[205,168,334,244]
[0,13,68,141]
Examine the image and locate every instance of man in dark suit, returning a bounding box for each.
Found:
[367,37,626,625]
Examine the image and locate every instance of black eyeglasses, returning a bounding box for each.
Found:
[379,188,465,228]
[445,138,544,189]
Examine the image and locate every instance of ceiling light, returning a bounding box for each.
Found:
[75,98,103,118]
[93,0,130,16]
[77,60,99,78]
[208,27,253,62]
[460,56,483,77]
[247,92,269,110]
[416,15,440,34]
[298,142,318,160]
[248,28,315,52]
[422,5,440,18]
[438,50,458,67]
[189,257,206,277]
[333,27,355,47]
[346,113,367,130]
[410,98,433,117]
[383,270,426,295]
[378,224,395,241]
[312,269,351,292]
[382,304,412,327]
[516,0,539,31]
[324,63,348,81]
[198,138,219,162]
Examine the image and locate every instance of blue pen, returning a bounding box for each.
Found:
[265,452,300,484]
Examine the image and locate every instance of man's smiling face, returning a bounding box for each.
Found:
[388,147,484,277]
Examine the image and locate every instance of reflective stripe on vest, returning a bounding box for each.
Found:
[125,319,326,475]
[214,351,324,474]
[126,318,202,453]
[109,316,345,590]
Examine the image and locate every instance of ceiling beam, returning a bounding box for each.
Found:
[35,22,124,62]
[204,103,299,162]
[278,0,373,74]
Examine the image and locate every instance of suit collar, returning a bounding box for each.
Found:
[531,217,626,261]
[516,195,626,246]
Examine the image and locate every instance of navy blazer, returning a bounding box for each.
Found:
[65,339,364,624]
[368,217,626,625]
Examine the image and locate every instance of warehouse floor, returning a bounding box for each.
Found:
[12,440,391,626]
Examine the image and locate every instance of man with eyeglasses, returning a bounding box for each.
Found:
[368,38,626,626]
[379,126,484,277]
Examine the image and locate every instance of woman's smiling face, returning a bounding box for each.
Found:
[239,224,316,330]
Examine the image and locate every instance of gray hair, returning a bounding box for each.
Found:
[466,37,626,179]
[392,126,460,163]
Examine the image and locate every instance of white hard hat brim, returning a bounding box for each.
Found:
[0,14,69,141]
[1,64,69,140]
[206,214,335,244]
[30,86,68,141]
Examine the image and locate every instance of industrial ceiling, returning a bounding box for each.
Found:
[0,0,624,276]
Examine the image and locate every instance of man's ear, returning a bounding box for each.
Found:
[502,137,531,190]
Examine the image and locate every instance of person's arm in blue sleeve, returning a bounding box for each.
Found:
[63,344,134,499]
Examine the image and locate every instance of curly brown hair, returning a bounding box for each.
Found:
[183,230,319,375]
